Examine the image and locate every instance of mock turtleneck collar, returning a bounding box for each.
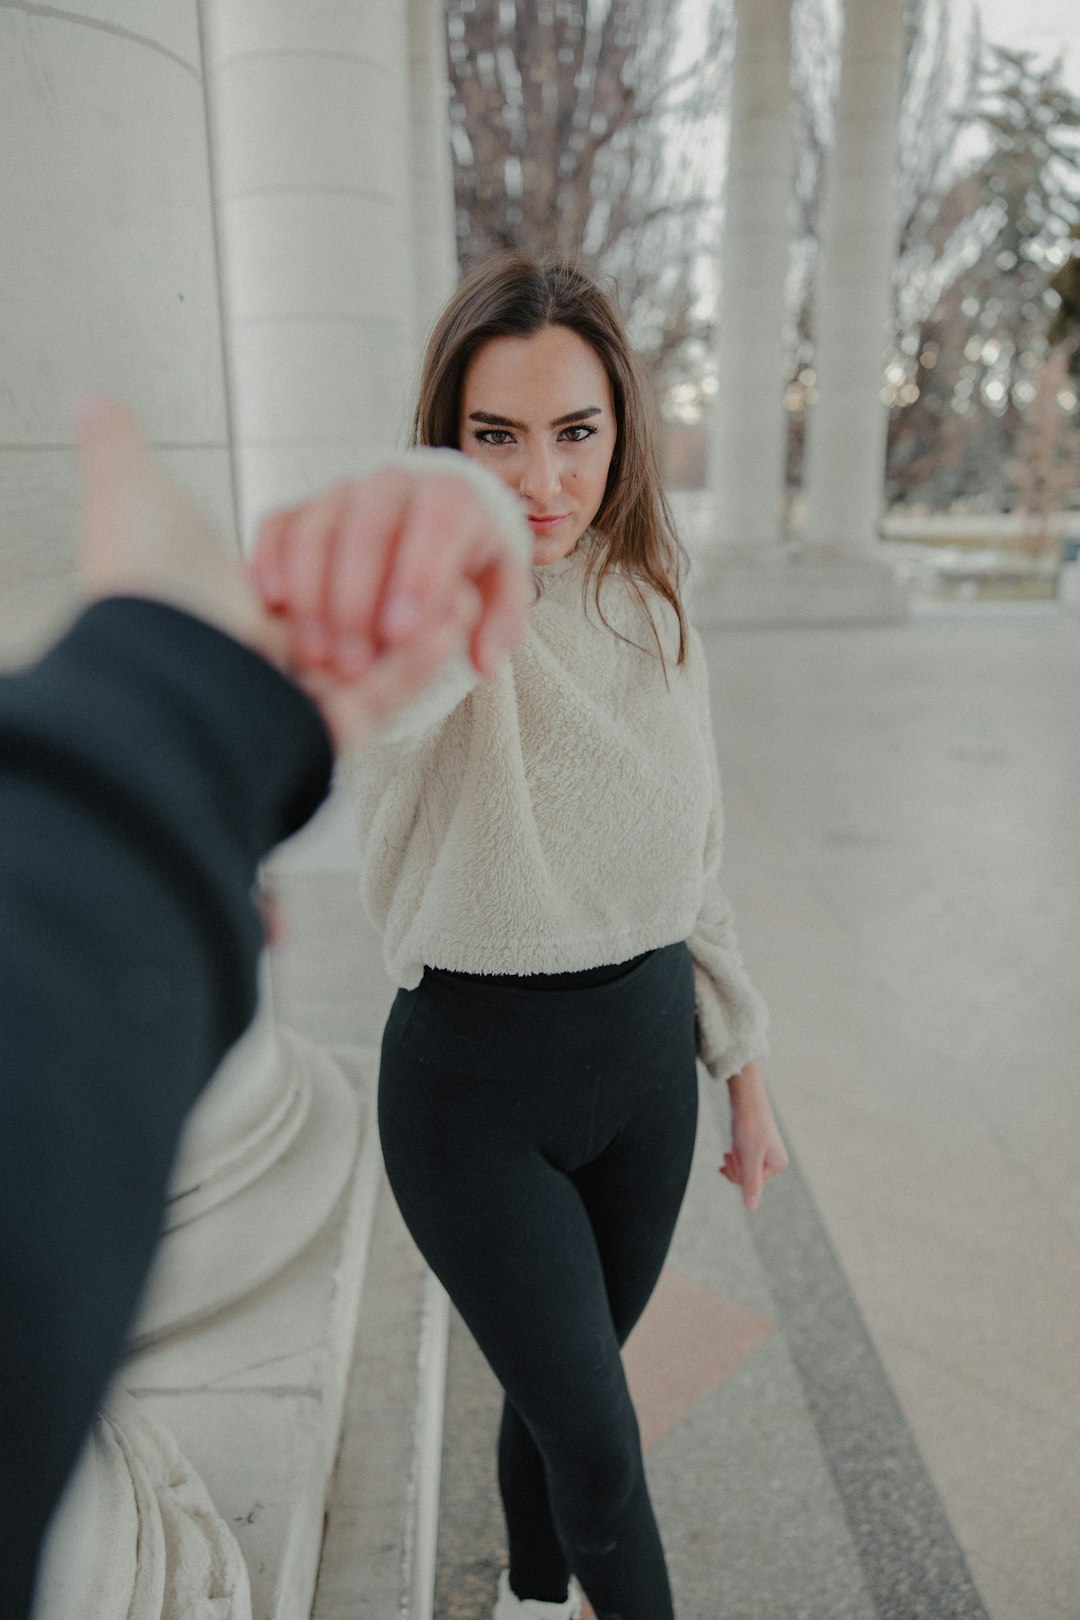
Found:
[534,538,591,585]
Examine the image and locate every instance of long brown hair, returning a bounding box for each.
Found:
[412,252,690,675]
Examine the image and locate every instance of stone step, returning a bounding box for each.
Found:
[311,1168,449,1620]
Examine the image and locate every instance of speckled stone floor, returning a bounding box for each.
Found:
[272,599,1079,1620]
[704,604,1080,1620]
[431,1078,988,1620]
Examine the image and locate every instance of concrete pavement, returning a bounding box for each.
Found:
[272,599,1080,1620]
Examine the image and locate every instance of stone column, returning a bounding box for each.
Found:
[1,8,277,1614]
[0,4,234,670]
[408,0,460,351]
[796,0,909,618]
[696,0,909,628]
[3,8,385,1615]
[706,0,794,575]
[201,0,421,536]
[200,0,431,875]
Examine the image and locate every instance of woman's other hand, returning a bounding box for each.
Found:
[720,1059,789,1212]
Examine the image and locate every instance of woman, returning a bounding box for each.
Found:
[272,253,788,1620]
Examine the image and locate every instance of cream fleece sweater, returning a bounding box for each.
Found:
[344,451,769,1084]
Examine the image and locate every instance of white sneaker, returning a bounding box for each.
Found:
[493,1565,583,1619]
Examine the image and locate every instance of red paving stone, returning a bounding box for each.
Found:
[623,1266,776,1455]
[573,1274,776,1616]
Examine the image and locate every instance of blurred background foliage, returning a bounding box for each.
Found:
[442,0,1080,533]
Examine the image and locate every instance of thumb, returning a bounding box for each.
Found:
[742,1156,765,1212]
[74,393,155,589]
[74,392,148,494]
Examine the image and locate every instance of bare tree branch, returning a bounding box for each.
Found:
[444,0,731,378]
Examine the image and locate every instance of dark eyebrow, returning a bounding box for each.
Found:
[552,407,601,428]
[468,407,602,431]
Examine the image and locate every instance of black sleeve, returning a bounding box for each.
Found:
[0,597,333,1618]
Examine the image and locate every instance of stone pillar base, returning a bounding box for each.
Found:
[690,556,910,628]
[120,1047,382,1620]
[35,1394,253,1620]
[1058,561,1080,609]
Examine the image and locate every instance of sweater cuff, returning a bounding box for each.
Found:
[692,961,771,1085]
[377,447,533,568]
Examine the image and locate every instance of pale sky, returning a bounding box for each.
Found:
[971,0,1080,87]
[672,1,1080,101]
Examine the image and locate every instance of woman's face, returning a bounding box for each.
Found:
[458,324,618,567]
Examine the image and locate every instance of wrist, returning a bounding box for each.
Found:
[727,1058,766,1104]
[166,588,293,677]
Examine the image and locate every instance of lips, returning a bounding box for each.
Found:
[527,514,568,529]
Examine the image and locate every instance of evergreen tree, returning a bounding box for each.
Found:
[885,46,1080,509]
[1047,222,1080,374]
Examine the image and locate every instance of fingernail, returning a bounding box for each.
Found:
[382,595,424,637]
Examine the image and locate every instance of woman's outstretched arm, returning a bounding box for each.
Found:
[682,625,788,1209]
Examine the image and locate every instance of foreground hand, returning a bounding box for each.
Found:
[75,394,288,670]
[74,398,531,757]
[720,1059,789,1212]
[251,460,532,696]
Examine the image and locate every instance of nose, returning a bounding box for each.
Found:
[518,441,561,504]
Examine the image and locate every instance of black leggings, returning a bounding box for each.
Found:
[377,940,699,1620]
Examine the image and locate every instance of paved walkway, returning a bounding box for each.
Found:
[707,602,1080,1620]
[273,600,1080,1620]
[432,1081,987,1620]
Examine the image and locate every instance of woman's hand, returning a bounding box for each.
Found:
[251,465,532,752]
[720,1059,789,1212]
[252,465,531,680]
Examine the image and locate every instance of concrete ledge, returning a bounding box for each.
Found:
[690,558,910,628]
[312,1173,448,1620]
